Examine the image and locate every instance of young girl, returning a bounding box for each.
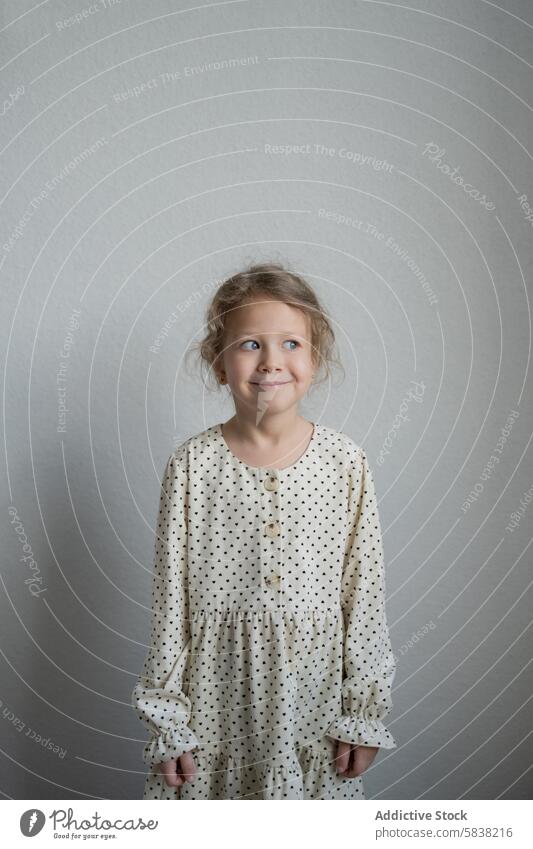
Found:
[132,262,397,800]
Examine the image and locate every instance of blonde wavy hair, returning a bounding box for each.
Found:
[186,261,344,392]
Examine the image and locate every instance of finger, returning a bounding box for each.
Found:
[161,769,183,787]
[344,748,362,779]
[163,759,185,787]
[159,759,184,787]
[334,741,351,774]
[346,746,377,778]
[179,751,197,783]
[339,746,356,778]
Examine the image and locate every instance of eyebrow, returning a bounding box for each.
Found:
[232,330,304,336]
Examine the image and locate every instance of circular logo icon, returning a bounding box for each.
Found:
[20,809,45,836]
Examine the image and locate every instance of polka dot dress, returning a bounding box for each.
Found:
[131,422,397,800]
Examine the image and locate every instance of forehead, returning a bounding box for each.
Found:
[225,298,310,338]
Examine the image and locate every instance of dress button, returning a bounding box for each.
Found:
[264,475,279,492]
[264,521,280,537]
[265,574,281,586]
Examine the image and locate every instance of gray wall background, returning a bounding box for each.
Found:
[1,0,532,800]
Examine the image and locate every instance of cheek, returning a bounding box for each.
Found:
[229,356,256,378]
[292,356,314,377]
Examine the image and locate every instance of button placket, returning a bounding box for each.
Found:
[260,470,282,597]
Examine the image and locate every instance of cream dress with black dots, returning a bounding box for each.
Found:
[132,422,397,800]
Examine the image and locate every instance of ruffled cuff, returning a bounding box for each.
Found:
[325,714,397,749]
[142,724,200,768]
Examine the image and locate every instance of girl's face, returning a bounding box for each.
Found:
[217,297,316,416]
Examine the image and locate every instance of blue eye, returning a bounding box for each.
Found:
[239,339,300,350]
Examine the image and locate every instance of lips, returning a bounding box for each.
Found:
[251,381,291,387]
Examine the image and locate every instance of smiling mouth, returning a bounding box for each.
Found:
[250,381,292,387]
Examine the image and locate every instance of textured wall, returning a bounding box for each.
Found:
[1,0,531,800]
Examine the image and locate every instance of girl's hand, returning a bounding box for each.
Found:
[334,741,379,778]
[158,751,197,787]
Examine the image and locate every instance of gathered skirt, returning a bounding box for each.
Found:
[141,608,367,800]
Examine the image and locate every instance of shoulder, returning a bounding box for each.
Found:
[167,423,220,473]
[316,424,365,470]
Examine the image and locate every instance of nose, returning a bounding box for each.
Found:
[258,344,283,373]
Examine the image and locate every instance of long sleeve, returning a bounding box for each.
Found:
[326,443,397,749]
[131,451,200,768]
